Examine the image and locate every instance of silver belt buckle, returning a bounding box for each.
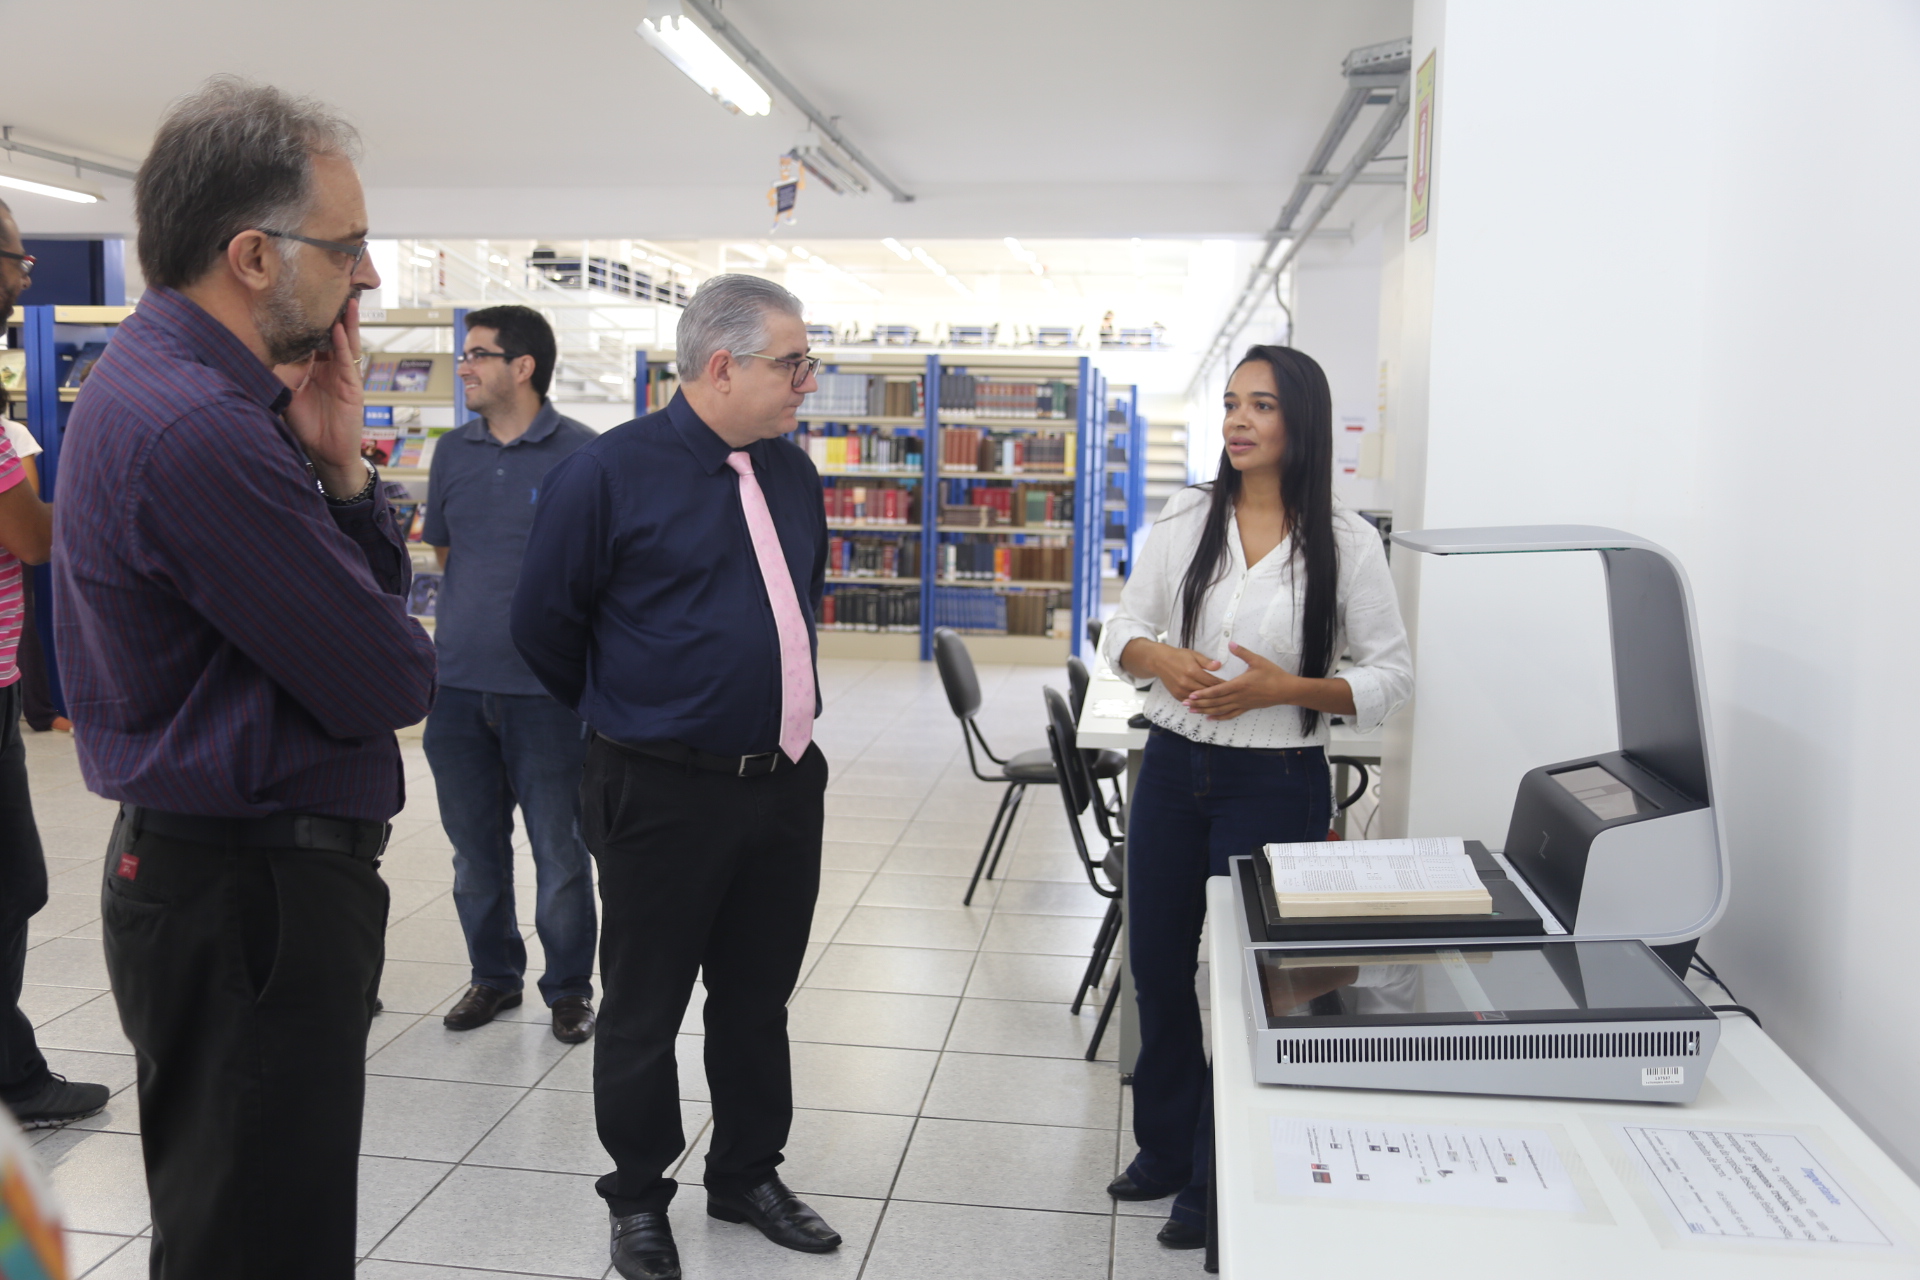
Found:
[739,751,777,777]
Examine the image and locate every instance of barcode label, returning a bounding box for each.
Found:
[1642,1066,1685,1087]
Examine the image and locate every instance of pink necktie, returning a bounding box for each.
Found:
[727,451,815,763]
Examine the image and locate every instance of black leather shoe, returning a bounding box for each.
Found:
[443,983,521,1031]
[707,1176,842,1253]
[609,1211,680,1280]
[552,995,596,1044]
[1108,1170,1180,1201]
[5,1075,109,1130]
[1157,1219,1206,1250]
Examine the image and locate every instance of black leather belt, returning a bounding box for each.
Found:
[597,734,789,778]
[125,805,391,860]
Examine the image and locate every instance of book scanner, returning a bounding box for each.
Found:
[1233,526,1730,1102]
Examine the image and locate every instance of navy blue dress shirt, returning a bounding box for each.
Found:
[511,392,826,757]
[423,402,595,696]
[52,286,436,821]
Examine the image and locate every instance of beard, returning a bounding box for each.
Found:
[257,268,350,366]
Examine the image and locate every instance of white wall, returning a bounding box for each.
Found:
[1385,0,1920,1172]
[1293,224,1391,512]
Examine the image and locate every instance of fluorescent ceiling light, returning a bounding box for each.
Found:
[910,246,948,277]
[637,7,772,117]
[762,243,788,261]
[0,172,99,204]
[880,237,913,261]
[728,243,768,265]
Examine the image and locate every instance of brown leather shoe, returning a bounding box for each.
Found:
[552,995,596,1044]
[443,983,521,1031]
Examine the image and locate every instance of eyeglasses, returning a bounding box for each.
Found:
[457,348,522,365]
[258,229,371,271]
[739,351,821,389]
[0,249,33,277]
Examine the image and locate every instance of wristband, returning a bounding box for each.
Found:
[321,457,378,506]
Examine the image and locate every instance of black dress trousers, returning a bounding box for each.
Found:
[584,737,826,1215]
[0,680,51,1104]
[99,810,388,1280]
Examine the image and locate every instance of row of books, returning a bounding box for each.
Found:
[930,586,1069,635]
[407,572,442,619]
[938,537,1071,583]
[938,428,1074,474]
[829,535,921,579]
[796,424,924,472]
[801,373,923,419]
[361,431,438,470]
[364,358,435,394]
[820,585,920,632]
[822,482,917,525]
[935,373,1076,418]
[389,501,431,544]
[941,482,1073,529]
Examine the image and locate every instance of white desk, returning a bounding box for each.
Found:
[1205,876,1920,1278]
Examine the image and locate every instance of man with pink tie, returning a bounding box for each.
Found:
[512,275,835,1280]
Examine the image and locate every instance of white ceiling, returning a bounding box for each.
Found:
[4,0,1411,240]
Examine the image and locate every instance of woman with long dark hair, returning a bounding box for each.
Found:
[1098,344,1412,1248]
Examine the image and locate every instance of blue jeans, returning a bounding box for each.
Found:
[1124,728,1329,1226]
[422,687,597,1004]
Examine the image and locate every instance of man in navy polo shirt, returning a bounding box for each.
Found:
[422,305,599,1043]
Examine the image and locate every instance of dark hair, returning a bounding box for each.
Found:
[135,76,360,290]
[1174,344,1338,733]
[464,305,558,398]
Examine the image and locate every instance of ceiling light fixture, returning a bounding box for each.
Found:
[910,246,948,277]
[881,238,913,261]
[637,1,772,117]
[0,171,99,204]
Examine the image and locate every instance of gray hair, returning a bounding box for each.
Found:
[135,76,361,290]
[676,274,804,382]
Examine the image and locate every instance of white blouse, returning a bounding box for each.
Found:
[1100,487,1413,749]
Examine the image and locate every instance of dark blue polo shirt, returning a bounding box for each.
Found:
[424,402,596,695]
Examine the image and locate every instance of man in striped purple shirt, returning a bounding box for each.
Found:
[52,80,435,1279]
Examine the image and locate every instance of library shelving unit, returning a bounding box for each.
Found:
[1100,383,1146,578]
[357,306,470,621]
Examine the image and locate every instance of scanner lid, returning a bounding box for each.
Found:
[1389,525,1730,942]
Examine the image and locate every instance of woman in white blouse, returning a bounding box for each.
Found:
[1098,344,1412,1248]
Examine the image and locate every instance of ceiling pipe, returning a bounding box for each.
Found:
[1187,38,1413,395]
[680,0,915,204]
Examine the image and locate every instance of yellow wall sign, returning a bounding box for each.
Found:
[1410,51,1437,240]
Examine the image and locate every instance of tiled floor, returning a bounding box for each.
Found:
[15,658,1202,1279]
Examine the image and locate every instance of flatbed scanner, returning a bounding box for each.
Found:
[1235,527,1731,1103]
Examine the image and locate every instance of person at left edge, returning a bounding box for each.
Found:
[51,78,436,1280]
[422,305,599,1044]
[0,198,110,1134]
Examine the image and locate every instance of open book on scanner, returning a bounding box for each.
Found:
[1265,837,1494,918]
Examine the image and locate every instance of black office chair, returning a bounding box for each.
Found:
[1043,687,1126,1061]
[934,628,1062,905]
[1084,617,1103,651]
[1064,655,1128,818]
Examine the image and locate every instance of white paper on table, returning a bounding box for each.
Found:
[1266,837,1481,895]
[1270,1118,1584,1212]
[1616,1125,1894,1247]
[1089,698,1141,721]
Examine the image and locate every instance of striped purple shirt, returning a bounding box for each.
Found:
[0,430,22,687]
[51,287,437,821]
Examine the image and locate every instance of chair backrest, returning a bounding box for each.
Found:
[1043,686,1093,817]
[1045,687,1121,898]
[1085,617,1104,650]
[932,627,982,721]
[1065,656,1091,722]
